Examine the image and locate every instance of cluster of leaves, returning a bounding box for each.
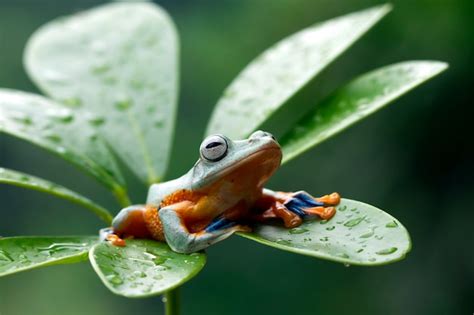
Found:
[0,2,446,298]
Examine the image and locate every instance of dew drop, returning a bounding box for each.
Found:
[338,205,347,212]
[337,253,349,259]
[45,133,62,143]
[56,147,67,154]
[91,63,110,74]
[12,114,33,126]
[38,243,87,254]
[344,216,365,227]
[359,228,375,239]
[88,116,106,126]
[289,227,309,234]
[385,221,398,228]
[133,270,147,278]
[376,247,397,255]
[276,239,292,246]
[47,109,74,123]
[141,286,152,293]
[20,175,30,182]
[153,256,168,265]
[106,274,123,285]
[153,274,163,280]
[115,97,133,111]
[62,98,82,108]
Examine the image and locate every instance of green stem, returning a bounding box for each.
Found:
[164,288,180,315]
[113,186,132,208]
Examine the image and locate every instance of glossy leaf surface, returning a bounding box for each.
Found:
[0,168,112,223]
[90,240,206,298]
[206,4,391,139]
[25,2,178,184]
[281,61,448,163]
[0,89,126,195]
[0,236,98,277]
[239,199,411,266]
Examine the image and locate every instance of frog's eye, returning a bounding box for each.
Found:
[200,135,228,162]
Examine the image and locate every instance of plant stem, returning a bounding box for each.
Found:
[113,186,132,208]
[164,288,180,315]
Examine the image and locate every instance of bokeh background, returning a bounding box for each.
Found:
[0,0,472,314]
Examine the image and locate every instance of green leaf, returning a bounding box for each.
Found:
[89,239,206,298]
[206,4,392,139]
[239,199,411,266]
[0,236,98,277]
[0,168,112,223]
[25,2,179,184]
[0,89,127,198]
[280,61,448,163]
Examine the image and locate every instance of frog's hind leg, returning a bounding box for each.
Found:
[159,204,249,253]
[284,191,339,220]
[101,205,153,246]
[258,189,340,226]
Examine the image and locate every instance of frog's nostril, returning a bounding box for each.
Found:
[266,132,276,140]
[250,130,266,139]
[250,130,276,141]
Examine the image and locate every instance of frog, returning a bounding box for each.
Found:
[101,130,340,253]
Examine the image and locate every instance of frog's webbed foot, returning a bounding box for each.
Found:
[284,191,339,220]
[257,189,340,227]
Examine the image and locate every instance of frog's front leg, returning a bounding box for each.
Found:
[159,202,248,253]
[255,189,340,227]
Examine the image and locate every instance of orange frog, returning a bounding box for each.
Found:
[101,131,340,253]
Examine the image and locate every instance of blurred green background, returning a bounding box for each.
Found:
[0,0,473,314]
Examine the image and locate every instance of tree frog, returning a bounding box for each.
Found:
[102,130,340,253]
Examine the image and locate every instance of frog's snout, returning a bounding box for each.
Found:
[250,130,277,142]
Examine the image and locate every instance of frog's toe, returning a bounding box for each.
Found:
[316,192,341,206]
[303,206,336,220]
[284,191,325,216]
[106,234,126,247]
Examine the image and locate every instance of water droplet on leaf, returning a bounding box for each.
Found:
[385,221,398,228]
[344,216,365,227]
[376,247,397,255]
[289,227,308,234]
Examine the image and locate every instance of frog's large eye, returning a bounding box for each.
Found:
[200,135,228,162]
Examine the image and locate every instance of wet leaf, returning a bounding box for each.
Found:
[25,2,178,184]
[239,199,411,266]
[0,236,98,277]
[89,239,206,298]
[281,61,448,163]
[0,168,112,223]
[206,4,391,139]
[0,89,126,198]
